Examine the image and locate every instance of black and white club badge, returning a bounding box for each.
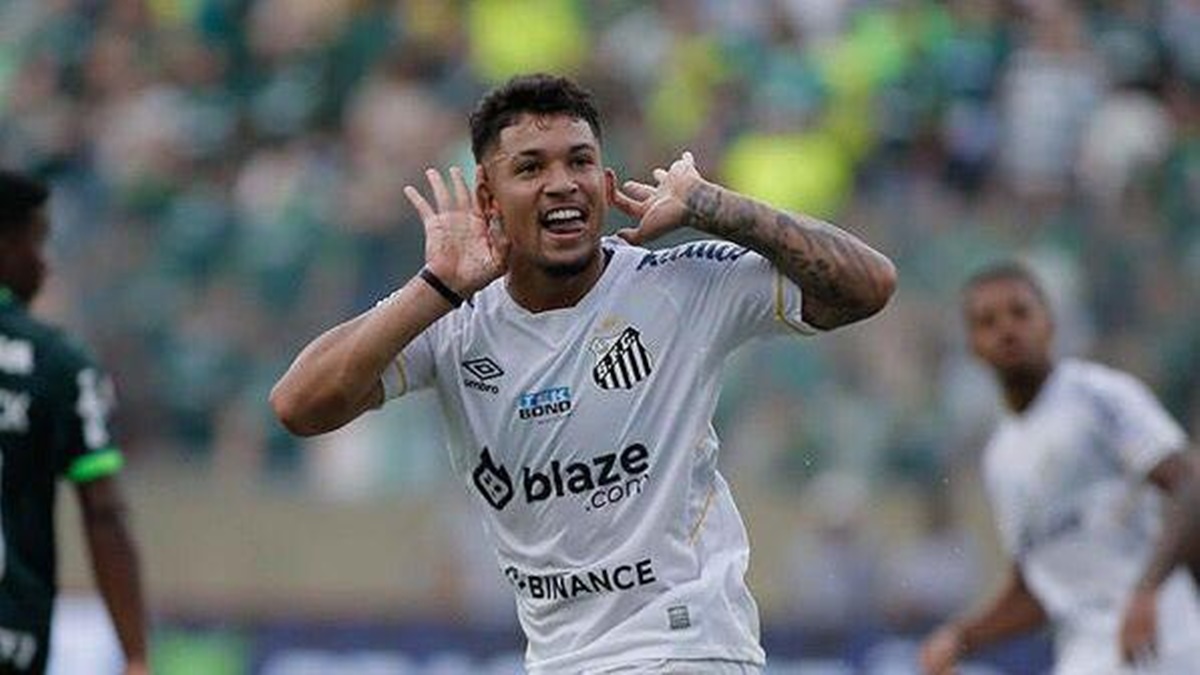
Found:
[591,326,653,390]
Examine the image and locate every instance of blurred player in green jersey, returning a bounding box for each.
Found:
[0,170,148,675]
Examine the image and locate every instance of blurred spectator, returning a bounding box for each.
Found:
[1000,1,1103,204]
[881,486,983,631]
[785,472,883,634]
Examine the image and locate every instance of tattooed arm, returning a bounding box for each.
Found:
[612,152,896,329]
[680,181,895,329]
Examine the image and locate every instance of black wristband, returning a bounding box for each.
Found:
[419,267,465,308]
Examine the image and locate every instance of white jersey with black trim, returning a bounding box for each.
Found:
[982,359,1200,675]
[383,237,814,673]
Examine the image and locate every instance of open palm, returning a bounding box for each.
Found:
[611,151,707,245]
[404,167,509,296]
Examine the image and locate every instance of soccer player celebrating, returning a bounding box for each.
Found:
[272,73,896,673]
[920,263,1200,675]
[0,170,149,675]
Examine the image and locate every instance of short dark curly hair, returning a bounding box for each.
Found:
[963,261,1050,309]
[0,170,49,234]
[469,73,602,162]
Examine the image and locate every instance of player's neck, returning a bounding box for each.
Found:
[506,250,609,313]
[1000,360,1055,413]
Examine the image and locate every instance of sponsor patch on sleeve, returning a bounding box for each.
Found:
[636,241,748,271]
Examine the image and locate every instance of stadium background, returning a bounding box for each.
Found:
[2,0,1199,672]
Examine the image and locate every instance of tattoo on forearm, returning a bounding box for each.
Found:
[682,183,893,327]
[682,182,724,232]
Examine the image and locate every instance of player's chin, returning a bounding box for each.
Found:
[993,351,1041,375]
[541,247,599,278]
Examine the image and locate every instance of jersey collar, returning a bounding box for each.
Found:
[501,241,624,319]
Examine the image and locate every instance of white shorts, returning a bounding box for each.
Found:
[1055,638,1200,675]
[583,659,763,674]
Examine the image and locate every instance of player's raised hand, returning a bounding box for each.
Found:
[1119,586,1159,666]
[405,167,509,297]
[611,151,708,245]
[918,623,964,675]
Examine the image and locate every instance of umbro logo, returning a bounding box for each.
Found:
[462,356,504,394]
[591,326,653,390]
[463,357,504,381]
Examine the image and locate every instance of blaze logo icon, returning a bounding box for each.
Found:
[592,326,653,390]
[473,448,514,510]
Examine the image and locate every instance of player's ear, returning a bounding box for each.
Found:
[476,164,498,218]
[604,167,618,207]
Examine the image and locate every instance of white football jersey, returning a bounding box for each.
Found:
[982,359,1200,675]
[383,237,814,673]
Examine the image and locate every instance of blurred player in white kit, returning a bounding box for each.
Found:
[921,262,1200,675]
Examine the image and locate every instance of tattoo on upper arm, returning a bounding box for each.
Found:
[683,183,891,327]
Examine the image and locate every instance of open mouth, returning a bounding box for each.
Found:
[540,206,588,235]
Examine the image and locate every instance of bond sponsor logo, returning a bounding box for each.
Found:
[517,386,572,422]
[636,241,748,271]
[0,388,30,433]
[462,356,503,394]
[471,443,652,512]
[591,326,652,390]
[504,558,657,601]
[0,337,32,375]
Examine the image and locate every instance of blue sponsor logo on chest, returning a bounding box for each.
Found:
[517,386,572,421]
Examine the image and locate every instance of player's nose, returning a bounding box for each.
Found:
[544,163,578,195]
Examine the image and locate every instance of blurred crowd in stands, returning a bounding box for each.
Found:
[4,0,1200,633]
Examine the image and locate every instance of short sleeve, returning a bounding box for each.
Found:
[643,240,819,354]
[1093,372,1188,478]
[381,322,439,401]
[53,345,124,483]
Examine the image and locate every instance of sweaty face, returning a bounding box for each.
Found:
[479,113,610,278]
[0,209,49,304]
[964,278,1054,377]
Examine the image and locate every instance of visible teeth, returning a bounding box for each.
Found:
[544,208,583,222]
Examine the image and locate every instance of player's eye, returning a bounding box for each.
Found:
[515,161,540,176]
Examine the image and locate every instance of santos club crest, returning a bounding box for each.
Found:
[590,326,653,390]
